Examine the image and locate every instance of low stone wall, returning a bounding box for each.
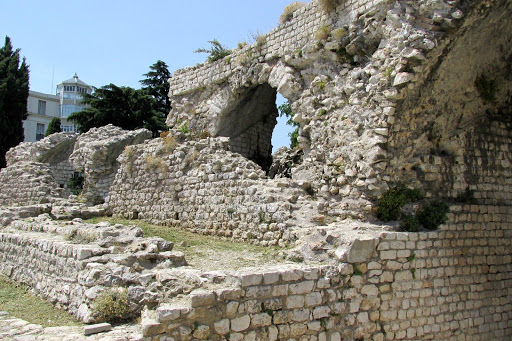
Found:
[142,204,512,340]
[0,215,186,323]
[108,136,312,246]
[0,162,63,206]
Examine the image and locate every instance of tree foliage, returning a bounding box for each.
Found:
[68,61,171,137]
[45,117,61,136]
[278,101,299,149]
[195,39,231,62]
[68,84,165,136]
[0,36,29,168]
[140,60,171,114]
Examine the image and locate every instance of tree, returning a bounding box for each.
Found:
[45,117,61,136]
[0,36,29,168]
[68,84,165,136]
[278,101,299,149]
[140,60,171,114]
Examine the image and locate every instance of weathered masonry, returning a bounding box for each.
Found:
[0,0,511,340]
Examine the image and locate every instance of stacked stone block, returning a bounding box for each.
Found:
[0,216,186,323]
[0,162,63,206]
[142,204,512,340]
[108,136,310,245]
[70,124,152,204]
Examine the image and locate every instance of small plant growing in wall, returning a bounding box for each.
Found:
[416,200,449,230]
[319,0,340,13]
[474,73,497,104]
[92,288,130,323]
[66,173,84,195]
[376,186,422,221]
[399,214,420,232]
[195,39,231,63]
[456,187,477,204]
[178,121,189,134]
[279,1,306,24]
[314,26,331,41]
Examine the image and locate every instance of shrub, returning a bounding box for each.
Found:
[332,28,347,40]
[315,26,330,41]
[93,288,130,323]
[475,73,496,104]
[376,186,423,222]
[319,0,340,12]
[66,174,84,195]
[195,39,231,63]
[280,2,306,24]
[416,200,449,230]
[400,214,420,232]
[456,187,477,204]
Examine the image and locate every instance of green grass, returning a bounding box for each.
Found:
[0,275,81,327]
[84,217,284,270]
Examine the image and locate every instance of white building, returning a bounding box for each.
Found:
[23,74,93,142]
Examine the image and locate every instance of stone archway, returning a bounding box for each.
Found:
[215,83,279,171]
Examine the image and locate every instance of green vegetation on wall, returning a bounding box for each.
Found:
[195,39,231,63]
[278,101,300,149]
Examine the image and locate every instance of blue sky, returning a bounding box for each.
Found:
[1,0,301,150]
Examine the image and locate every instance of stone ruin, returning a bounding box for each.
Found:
[1,0,512,340]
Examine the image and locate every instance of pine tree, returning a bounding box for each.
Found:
[68,84,163,136]
[0,36,29,168]
[140,60,171,113]
[45,117,61,136]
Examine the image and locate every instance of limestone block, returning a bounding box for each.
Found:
[286,295,305,309]
[190,290,216,307]
[231,315,251,332]
[251,313,272,327]
[347,238,378,263]
[83,323,112,336]
[214,319,230,335]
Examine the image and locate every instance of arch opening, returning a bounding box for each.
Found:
[216,83,279,172]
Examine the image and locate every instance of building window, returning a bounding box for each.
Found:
[60,125,78,133]
[38,100,46,115]
[61,104,84,117]
[36,123,45,141]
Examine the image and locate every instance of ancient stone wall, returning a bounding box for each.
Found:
[108,135,313,246]
[0,162,63,206]
[142,205,512,340]
[70,125,152,204]
[0,215,186,323]
[166,0,512,223]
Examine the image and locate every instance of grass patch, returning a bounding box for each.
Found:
[0,275,81,327]
[84,217,284,270]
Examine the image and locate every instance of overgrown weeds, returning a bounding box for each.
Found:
[92,288,130,323]
[280,2,306,24]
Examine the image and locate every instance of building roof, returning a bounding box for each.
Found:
[28,90,60,101]
[56,73,91,87]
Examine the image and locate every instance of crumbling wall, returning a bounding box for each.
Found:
[5,132,78,188]
[385,0,512,203]
[142,204,512,340]
[0,162,63,206]
[70,124,151,204]
[108,135,310,246]
[0,215,186,323]
[166,0,512,222]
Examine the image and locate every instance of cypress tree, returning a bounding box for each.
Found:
[0,36,29,168]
